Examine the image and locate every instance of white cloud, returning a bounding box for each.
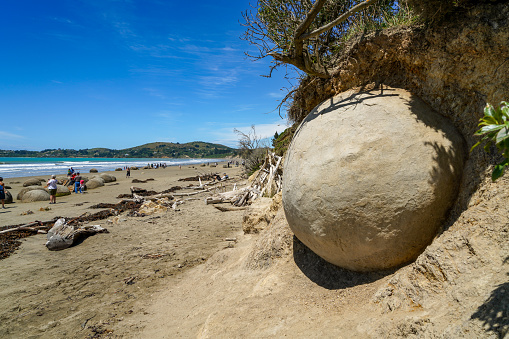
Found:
[0,131,25,139]
[143,87,167,100]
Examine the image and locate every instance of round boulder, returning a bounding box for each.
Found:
[22,189,50,203]
[85,177,105,189]
[45,185,71,197]
[282,88,465,271]
[4,190,13,204]
[17,186,47,200]
[23,178,43,187]
[90,168,98,173]
[99,173,116,183]
[130,166,138,170]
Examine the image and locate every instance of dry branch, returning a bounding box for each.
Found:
[213,205,248,212]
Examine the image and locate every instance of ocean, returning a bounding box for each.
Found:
[0,157,223,179]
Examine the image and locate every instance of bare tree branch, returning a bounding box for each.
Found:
[294,0,327,39]
[242,0,396,79]
[298,0,382,41]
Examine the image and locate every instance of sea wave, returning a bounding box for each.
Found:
[0,158,223,178]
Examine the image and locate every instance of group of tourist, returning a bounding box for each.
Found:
[226,160,240,168]
[147,163,167,169]
[66,169,85,194]
[46,168,87,204]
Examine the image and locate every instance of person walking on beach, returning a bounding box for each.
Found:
[47,175,58,204]
[0,177,5,209]
[126,167,131,178]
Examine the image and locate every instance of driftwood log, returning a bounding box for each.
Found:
[0,218,58,234]
[45,218,108,251]
[213,205,247,212]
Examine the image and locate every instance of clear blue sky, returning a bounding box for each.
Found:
[0,0,293,151]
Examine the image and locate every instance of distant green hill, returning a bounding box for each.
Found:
[0,141,238,159]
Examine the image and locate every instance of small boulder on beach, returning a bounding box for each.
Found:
[22,189,50,203]
[17,186,47,200]
[45,185,71,197]
[4,190,13,204]
[22,178,44,187]
[90,168,98,173]
[86,177,105,189]
[99,173,116,183]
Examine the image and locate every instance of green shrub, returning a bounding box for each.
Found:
[273,126,296,157]
[471,101,509,181]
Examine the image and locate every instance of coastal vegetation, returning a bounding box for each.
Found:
[242,0,414,79]
[472,101,509,181]
[0,141,237,159]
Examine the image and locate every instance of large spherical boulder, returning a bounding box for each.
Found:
[22,189,50,202]
[17,186,47,200]
[90,168,98,173]
[99,173,116,183]
[85,177,105,189]
[23,178,44,187]
[282,88,465,271]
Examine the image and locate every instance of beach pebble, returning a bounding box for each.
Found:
[283,88,465,271]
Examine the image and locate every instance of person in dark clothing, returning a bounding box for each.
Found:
[0,177,5,209]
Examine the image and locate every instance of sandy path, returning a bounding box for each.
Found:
[0,163,244,338]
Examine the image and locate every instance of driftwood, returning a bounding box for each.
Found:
[236,152,282,205]
[201,152,283,209]
[205,198,227,205]
[45,218,108,251]
[132,192,174,201]
[203,152,283,207]
[0,218,58,234]
[213,205,247,212]
[173,188,211,197]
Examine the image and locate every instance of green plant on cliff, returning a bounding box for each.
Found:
[241,0,410,78]
[471,102,509,181]
[273,126,296,156]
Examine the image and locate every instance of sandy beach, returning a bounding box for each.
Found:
[1,158,505,339]
[0,162,245,338]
